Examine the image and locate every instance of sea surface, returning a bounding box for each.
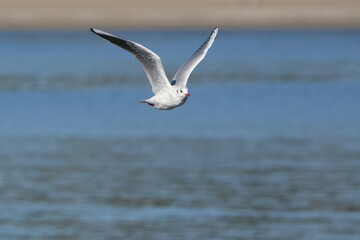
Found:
[0,29,360,239]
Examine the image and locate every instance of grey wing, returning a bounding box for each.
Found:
[172,27,218,87]
[90,28,171,94]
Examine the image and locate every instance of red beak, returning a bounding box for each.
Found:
[185,93,191,97]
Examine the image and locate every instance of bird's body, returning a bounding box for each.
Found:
[140,87,188,110]
[91,27,218,110]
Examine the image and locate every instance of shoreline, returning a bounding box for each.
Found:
[0,0,360,29]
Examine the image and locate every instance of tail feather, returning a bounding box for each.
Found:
[139,99,155,107]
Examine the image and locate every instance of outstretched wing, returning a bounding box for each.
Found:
[91,28,171,94]
[172,27,218,87]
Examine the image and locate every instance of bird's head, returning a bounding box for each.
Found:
[176,86,190,97]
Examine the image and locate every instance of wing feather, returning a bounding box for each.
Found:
[172,27,218,87]
[90,28,171,94]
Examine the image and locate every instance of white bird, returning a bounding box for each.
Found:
[90,27,218,110]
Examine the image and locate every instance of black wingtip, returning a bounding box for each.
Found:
[90,28,95,33]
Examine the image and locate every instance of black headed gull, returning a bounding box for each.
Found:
[90,27,218,110]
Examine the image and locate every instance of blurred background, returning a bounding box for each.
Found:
[1,0,360,239]
[1,0,360,29]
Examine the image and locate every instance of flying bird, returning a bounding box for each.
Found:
[90,27,218,110]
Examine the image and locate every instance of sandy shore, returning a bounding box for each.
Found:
[1,0,360,29]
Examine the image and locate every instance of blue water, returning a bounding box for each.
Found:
[0,30,360,239]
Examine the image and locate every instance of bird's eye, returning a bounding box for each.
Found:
[180,90,183,93]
